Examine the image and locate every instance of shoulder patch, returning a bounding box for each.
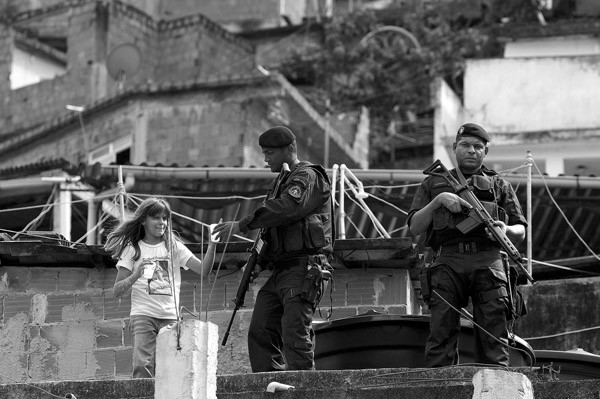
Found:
[288,185,303,199]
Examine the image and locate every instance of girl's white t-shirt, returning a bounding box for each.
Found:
[116,240,194,318]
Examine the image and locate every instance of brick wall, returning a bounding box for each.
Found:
[1,1,256,135]
[107,1,158,88]
[0,80,326,171]
[0,24,12,124]
[5,3,102,130]
[157,0,284,25]
[155,15,254,81]
[0,264,420,381]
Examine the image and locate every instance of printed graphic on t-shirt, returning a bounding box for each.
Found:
[147,257,173,296]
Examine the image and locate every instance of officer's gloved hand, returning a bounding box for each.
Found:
[241,262,262,283]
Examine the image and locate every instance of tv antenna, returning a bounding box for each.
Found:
[106,43,142,90]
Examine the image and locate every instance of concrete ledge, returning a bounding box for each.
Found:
[0,378,154,399]
[1,367,599,399]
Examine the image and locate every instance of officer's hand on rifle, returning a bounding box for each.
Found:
[212,221,241,242]
[435,192,473,213]
[241,261,262,283]
[485,221,507,241]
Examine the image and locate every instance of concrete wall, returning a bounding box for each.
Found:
[0,264,420,381]
[463,56,600,134]
[431,77,464,168]
[434,56,600,176]
[504,36,600,58]
[156,0,307,29]
[0,84,317,170]
[0,1,255,134]
[517,277,600,354]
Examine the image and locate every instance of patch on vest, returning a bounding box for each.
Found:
[288,185,303,199]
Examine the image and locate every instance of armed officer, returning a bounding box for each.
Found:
[408,123,527,367]
[213,125,333,372]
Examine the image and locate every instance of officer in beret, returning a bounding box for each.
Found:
[407,122,527,367]
[213,125,334,372]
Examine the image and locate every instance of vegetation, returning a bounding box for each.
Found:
[279,0,545,168]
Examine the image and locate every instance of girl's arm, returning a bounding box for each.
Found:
[185,240,217,277]
[113,264,145,297]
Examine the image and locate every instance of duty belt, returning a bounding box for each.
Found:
[438,241,500,255]
[268,256,309,271]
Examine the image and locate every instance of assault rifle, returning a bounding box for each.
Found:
[221,163,291,346]
[423,159,534,283]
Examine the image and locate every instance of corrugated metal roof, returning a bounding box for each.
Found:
[0,162,599,277]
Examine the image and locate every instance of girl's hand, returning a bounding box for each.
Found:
[135,259,154,279]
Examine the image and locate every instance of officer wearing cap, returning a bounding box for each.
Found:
[407,122,527,367]
[213,125,334,372]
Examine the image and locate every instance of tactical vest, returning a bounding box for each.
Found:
[425,171,507,249]
[265,163,334,260]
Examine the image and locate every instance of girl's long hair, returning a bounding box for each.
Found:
[104,197,174,261]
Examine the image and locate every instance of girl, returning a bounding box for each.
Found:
[104,197,217,378]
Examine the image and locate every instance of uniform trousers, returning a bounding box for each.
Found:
[425,250,509,368]
[248,259,315,372]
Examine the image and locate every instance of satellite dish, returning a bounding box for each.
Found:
[106,43,142,89]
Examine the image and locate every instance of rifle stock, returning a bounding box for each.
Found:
[423,159,534,283]
[221,163,291,346]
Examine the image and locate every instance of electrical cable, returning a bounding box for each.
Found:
[530,158,600,262]
[431,290,534,369]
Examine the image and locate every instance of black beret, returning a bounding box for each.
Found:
[456,123,490,143]
[259,126,296,148]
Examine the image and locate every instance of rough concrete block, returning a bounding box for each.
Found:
[28,269,59,292]
[387,305,410,315]
[97,320,125,348]
[123,318,132,346]
[155,320,218,399]
[94,349,115,378]
[376,270,411,306]
[57,269,89,291]
[325,307,357,321]
[40,324,68,348]
[356,306,387,315]
[104,292,132,319]
[180,282,196,314]
[346,277,375,306]
[1,267,28,292]
[87,268,110,289]
[75,293,105,320]
[472,368,533,399]
[3,294,33,321]
[328,274,348,307]
[115,347,133,377]
[45,294,74,323]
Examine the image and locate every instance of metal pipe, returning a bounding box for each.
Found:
[339,165,346,240]
[118,165,125,222]
[98,164,600,189]
[526,152,533,283]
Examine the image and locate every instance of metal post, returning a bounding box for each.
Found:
[54,182,72,241]
[339,164,346,239]
[324,98,331,169]
[526,151,533,283]
[86,198,97,245]
[331,164,339,239]
[118,165,126,222]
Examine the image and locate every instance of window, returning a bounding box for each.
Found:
[89,136,131,165]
